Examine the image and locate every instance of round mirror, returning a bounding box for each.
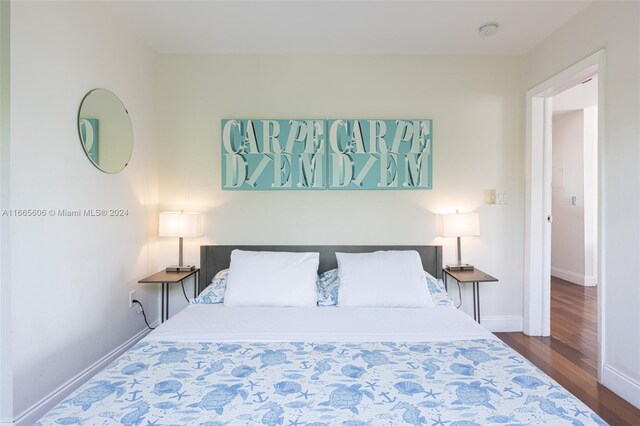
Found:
[77,89,133,173]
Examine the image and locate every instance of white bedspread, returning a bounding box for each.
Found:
[145,304,495,343]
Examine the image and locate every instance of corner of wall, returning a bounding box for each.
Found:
[0,0,12,422]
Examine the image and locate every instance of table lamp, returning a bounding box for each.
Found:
[440,211,480,271]
[159,211,204,272]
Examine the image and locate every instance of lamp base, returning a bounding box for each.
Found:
[446,263,475,271]
[165,265,195,272]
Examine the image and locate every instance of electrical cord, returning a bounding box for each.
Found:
[180,281,190,303]
[446,275,463,309]
[132,299,155,330]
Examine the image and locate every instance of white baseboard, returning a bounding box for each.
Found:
[481,315,523,332]
[602,363,640,409]
[13,322,159,426]
[551,266,597,286]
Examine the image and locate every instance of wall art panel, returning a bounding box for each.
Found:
[327,119,432,190]
[221,119,326,190]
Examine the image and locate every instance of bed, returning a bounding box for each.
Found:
[38,245,606,425]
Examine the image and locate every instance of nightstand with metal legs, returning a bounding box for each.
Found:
[442,268,498,324]
[138,268,200,323]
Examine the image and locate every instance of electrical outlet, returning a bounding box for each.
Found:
[129,290,136,308]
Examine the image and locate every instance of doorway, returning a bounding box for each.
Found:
[550,75,599,376]
[524,50,605,380]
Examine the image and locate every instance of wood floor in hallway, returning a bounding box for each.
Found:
[496,277,640,425]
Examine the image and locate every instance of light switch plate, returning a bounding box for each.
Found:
[486,189,497,205]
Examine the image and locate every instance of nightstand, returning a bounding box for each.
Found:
[442,268,498,324]
[138,268,200,323]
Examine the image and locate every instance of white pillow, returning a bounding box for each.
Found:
[336,250,434,308]
[223,250,320,307]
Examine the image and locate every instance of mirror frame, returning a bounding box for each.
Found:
[77,88,133,174]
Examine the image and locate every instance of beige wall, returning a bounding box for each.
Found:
[527,0,640,403]
[156,54,526,329]
[9,1,159,421]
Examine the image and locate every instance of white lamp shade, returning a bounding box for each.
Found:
[159,212,204,238]
[440,212,480,238]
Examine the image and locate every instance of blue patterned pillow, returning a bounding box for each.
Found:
[192,269,228,304]
[317,269,340,306]
[424,271,454,306]
[316,269,454,306]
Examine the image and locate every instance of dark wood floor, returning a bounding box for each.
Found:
[496,277,640,426]
[550,276,598,376]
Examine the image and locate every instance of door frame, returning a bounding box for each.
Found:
[524,49,606,379]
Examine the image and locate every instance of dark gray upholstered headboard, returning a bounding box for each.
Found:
[199,245,443,294]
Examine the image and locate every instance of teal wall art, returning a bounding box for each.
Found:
[327,119,432,190]
[221,119,326,190]
[221,119,432,190]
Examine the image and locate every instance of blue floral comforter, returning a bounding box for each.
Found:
[38,339,606,425]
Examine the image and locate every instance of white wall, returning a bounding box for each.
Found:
[527,0,640,405]
[551,110,595,285]
[156,54,526,331]
[9,1,159,421]
[0,1,12,423]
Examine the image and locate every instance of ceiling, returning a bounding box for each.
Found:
[104,0,593,55]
